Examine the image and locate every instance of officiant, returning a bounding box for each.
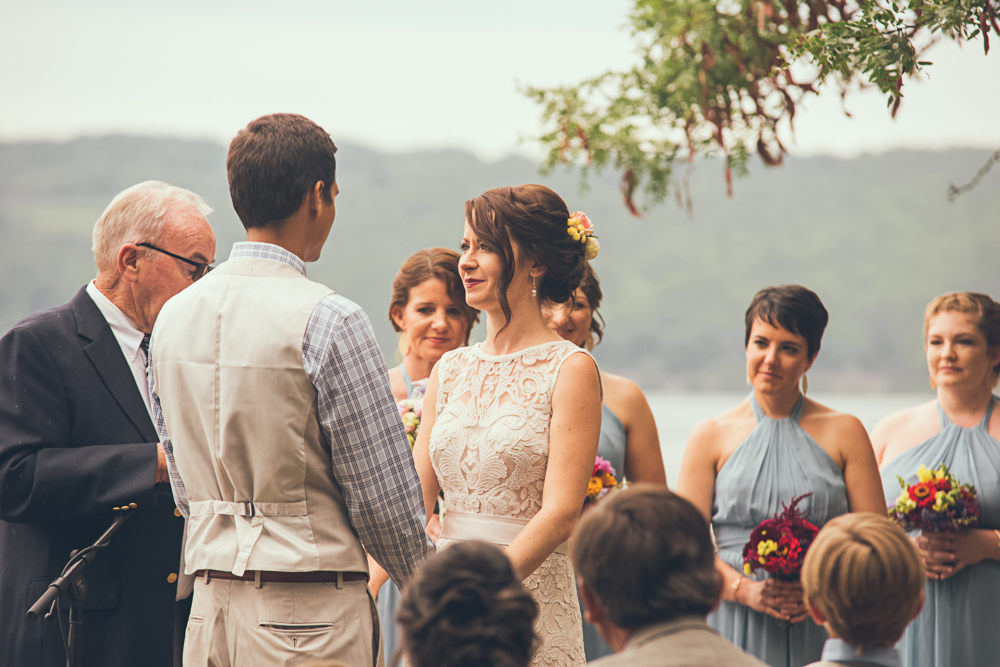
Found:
[0,181,217,667]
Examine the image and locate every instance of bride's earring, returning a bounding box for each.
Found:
[802,374,808,395]
[531,277,537,298]
[746,373,752,386]
[930,374,936,390]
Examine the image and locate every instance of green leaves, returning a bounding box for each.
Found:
[525,0,997,215]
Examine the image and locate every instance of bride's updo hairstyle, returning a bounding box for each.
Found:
[465,184,589,328]
[924,292,1000,379]
[398,541,538,667]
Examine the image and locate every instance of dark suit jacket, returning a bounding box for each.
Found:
[0,286,185,667]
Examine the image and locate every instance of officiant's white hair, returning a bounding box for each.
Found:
[92,180,213,273]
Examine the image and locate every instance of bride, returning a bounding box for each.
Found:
[412,184,602,666]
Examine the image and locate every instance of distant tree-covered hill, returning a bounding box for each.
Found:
[1,137,996,392]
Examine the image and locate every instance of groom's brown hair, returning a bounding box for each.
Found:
[227,113,337,230]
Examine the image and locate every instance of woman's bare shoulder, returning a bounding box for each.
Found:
[873,400,938,434]
[600,372,648,414]
[688,400,754,448]
[871,400,940,464]
[802,398,867,435]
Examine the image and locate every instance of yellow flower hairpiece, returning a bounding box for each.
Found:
[566,211,600,260]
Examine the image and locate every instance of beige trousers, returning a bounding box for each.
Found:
[183,576,383,667]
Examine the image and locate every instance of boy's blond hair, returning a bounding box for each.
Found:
[802,513,923,652]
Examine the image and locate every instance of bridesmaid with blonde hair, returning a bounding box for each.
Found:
[873,292,1000,667]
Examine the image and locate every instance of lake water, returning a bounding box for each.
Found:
[648,392,930,486]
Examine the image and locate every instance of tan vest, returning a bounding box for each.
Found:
[153,257,368,576]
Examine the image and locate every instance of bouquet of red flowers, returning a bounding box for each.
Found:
[742,493,819,580]
[889,464,980,533]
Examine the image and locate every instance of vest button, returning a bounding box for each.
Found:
[174,508,182,517]
[167,573,178,584]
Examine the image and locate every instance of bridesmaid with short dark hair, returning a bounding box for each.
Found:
[873,291,1000,667]
[676,285,885,667]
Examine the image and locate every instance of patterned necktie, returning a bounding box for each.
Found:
[140,333,151,370]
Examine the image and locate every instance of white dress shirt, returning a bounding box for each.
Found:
[85,281,153,420]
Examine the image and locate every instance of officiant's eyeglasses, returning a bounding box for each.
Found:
[137,243,214,281]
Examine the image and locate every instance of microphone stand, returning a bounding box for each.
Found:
[26,503,138,667]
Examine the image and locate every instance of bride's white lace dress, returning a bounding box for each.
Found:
[430,340,592,667]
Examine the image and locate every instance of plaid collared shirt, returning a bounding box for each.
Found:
[153,242,433,587]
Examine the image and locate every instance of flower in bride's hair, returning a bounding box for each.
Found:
[571,211,592,232]
[585,237,600,260]
[567,211,598,254]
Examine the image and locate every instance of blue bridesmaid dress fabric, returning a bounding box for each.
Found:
[879,396,1000,667]
[709,393,850,667]
[581,403,628,661]
[376,366,416,663]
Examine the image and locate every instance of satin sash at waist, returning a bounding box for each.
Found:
[439,510,569,555]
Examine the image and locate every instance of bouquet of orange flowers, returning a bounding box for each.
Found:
[889,464,979,533]
[584,456,618,505]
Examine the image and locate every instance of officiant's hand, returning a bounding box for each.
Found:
[917,529,997,579]
[155,443,168,484]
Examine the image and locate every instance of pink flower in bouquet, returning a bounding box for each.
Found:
[585,456,618,503]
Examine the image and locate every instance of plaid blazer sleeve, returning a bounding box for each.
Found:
[303,294,434,586]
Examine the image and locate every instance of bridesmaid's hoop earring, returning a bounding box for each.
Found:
[531,277,537,298]
[930,374,936,390]
[802,374,808,395]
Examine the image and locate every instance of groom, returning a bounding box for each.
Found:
[151,113,432,667]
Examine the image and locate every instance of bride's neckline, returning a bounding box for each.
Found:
[470,339,575,362]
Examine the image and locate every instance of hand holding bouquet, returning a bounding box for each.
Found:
[584,456,618,506]
[742,493,819,580]
[890,464,979,533]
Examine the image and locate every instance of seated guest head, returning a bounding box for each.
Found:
[802,512,925,654]
[924,291,1000,390]
[572,485,721,651]
[389,247,480,360]
[397,541,538,667]
[744,284,828,395]
[92,180,216,331]
[227,113,339,261]
[462,185,592,334]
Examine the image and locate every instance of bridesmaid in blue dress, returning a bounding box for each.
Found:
[371,248,480,663]
[872,292,1000,667]
[676,285,885,667]
[543,265,667,660]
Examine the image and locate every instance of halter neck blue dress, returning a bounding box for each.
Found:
[709,393,850,667]
[581,403,628,661]
[377,364,416,663]
[879,396,1000,667]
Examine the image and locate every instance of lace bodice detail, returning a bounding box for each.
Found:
[430,340,588,520]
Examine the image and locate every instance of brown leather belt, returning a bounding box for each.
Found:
[196,569,368,584]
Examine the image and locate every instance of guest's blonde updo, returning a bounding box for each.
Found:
[923,291,1000,377]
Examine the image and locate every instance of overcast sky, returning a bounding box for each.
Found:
[2,0,998,159]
